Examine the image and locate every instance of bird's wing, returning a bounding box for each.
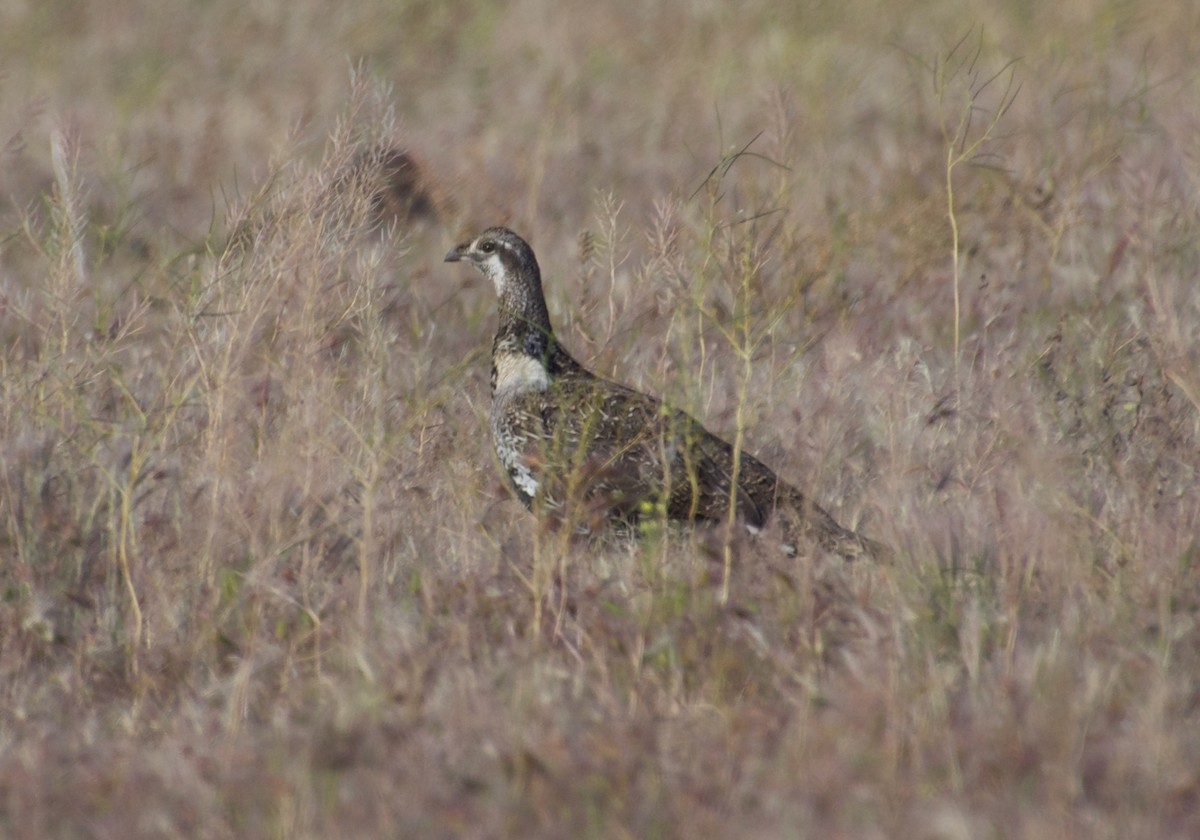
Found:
[539,376,776,524]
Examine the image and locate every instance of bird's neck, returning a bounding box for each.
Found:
[496,267,551,333]
[489,266,590,396]
[491,295,556,397]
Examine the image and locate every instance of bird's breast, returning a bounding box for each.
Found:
[490,394,548,507]
[492,350,550,396]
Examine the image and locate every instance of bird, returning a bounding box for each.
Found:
[445,226,887,560]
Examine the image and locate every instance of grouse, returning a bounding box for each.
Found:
[445,226,885,560]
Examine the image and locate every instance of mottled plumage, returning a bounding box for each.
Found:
[445,226,885,560]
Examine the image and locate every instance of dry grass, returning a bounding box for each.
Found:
[1,1,1199,837]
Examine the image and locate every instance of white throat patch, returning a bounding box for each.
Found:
[479,254,507,297]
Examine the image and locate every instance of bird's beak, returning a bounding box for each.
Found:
[444,242,470,263]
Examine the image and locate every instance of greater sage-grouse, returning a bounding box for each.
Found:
[445,226,885,560]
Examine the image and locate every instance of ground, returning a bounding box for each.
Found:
[1,1,1198,837]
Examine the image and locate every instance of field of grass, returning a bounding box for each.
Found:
[2,1,1198,837]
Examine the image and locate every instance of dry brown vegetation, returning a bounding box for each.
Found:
[2,1,1199,837]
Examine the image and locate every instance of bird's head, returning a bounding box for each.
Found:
[444,226,540,301]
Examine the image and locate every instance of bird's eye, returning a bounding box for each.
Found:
[480,241,496,254]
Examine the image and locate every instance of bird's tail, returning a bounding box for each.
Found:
[775,485,892,562]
